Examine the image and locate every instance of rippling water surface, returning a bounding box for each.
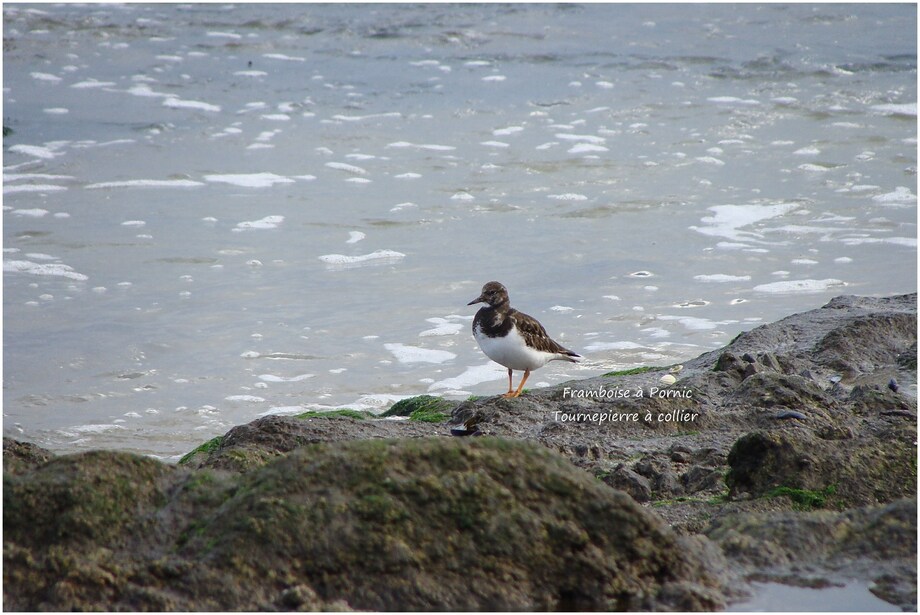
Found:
[3,3,916,459]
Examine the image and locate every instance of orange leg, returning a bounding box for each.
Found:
[505,369,531,398]
[501,368,514,397]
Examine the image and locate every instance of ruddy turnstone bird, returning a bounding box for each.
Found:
[467,281,582,398]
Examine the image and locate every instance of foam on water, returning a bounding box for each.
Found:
[4,185,66,194]
[234,215,284,231]
[4,260,89,281]
[384,343,457,365]
[428,363,507,393]
[318,250,406,266]
[691,203,800,244]
[8,144,59,159]
[753,279,847,294]
[204,173,294,188]
[694,274,752,283]
[258,374,314,383]
[85,179,204,189]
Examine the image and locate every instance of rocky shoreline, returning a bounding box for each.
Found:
[4,293,917,611]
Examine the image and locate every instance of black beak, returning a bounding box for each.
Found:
[467,295,484,306]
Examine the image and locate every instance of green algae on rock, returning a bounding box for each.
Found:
[294,409,373,420]
[725,428,916,508]
[380,394,456,421]
[178,435,224,466]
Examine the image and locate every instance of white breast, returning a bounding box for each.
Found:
[473,322,556,371]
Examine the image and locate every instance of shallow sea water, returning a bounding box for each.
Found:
[726,580,900,612]
[3,4,917,461]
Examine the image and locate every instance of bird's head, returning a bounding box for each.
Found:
[467,281,509,308]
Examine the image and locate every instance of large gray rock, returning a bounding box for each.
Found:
[3,438,733,611]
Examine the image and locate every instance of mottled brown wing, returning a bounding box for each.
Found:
[509,309,577,356]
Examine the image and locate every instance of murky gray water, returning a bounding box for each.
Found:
[4,3,916,461]
[727,580,901,612]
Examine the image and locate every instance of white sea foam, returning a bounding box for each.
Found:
[12,208,49,217]
[870,103,917,116]
[70,79,116,89]
[839,237,916,248]
[569,143,609,154]
[753,279,846,294]
[318,250,406,266]
[331,112,401,122]
[204,173,294,188]
[234,215,284,231]
[656,315,736,331]
[65,423,125,434]
[384,343,456,364]
[4,173,75,182]
[419,317,464,337]
[31,72,62,82]
[583,341,647,352]
[207,31,242,39]
[481,141,510,148]
[385,141,456,151]
[427,363,507,392]
[126,84,173,98]
[43,107,69,114]
[8,144,59,159]
[225,395,266,402]
[346,231,366,244]
[493,126,524,136]
[263,53,306,62]
[693,274,752,283]
[4,260,88,281]
[257,374,314,382]
[85,179,204,189]
[163,98,221,112]
[548,193,588,201]
[4,184,67,194]
[690,203,799,243]
[325,161,367,175]
[871,186,916,204]
[708,96,760,105]
[555,133,606,144]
